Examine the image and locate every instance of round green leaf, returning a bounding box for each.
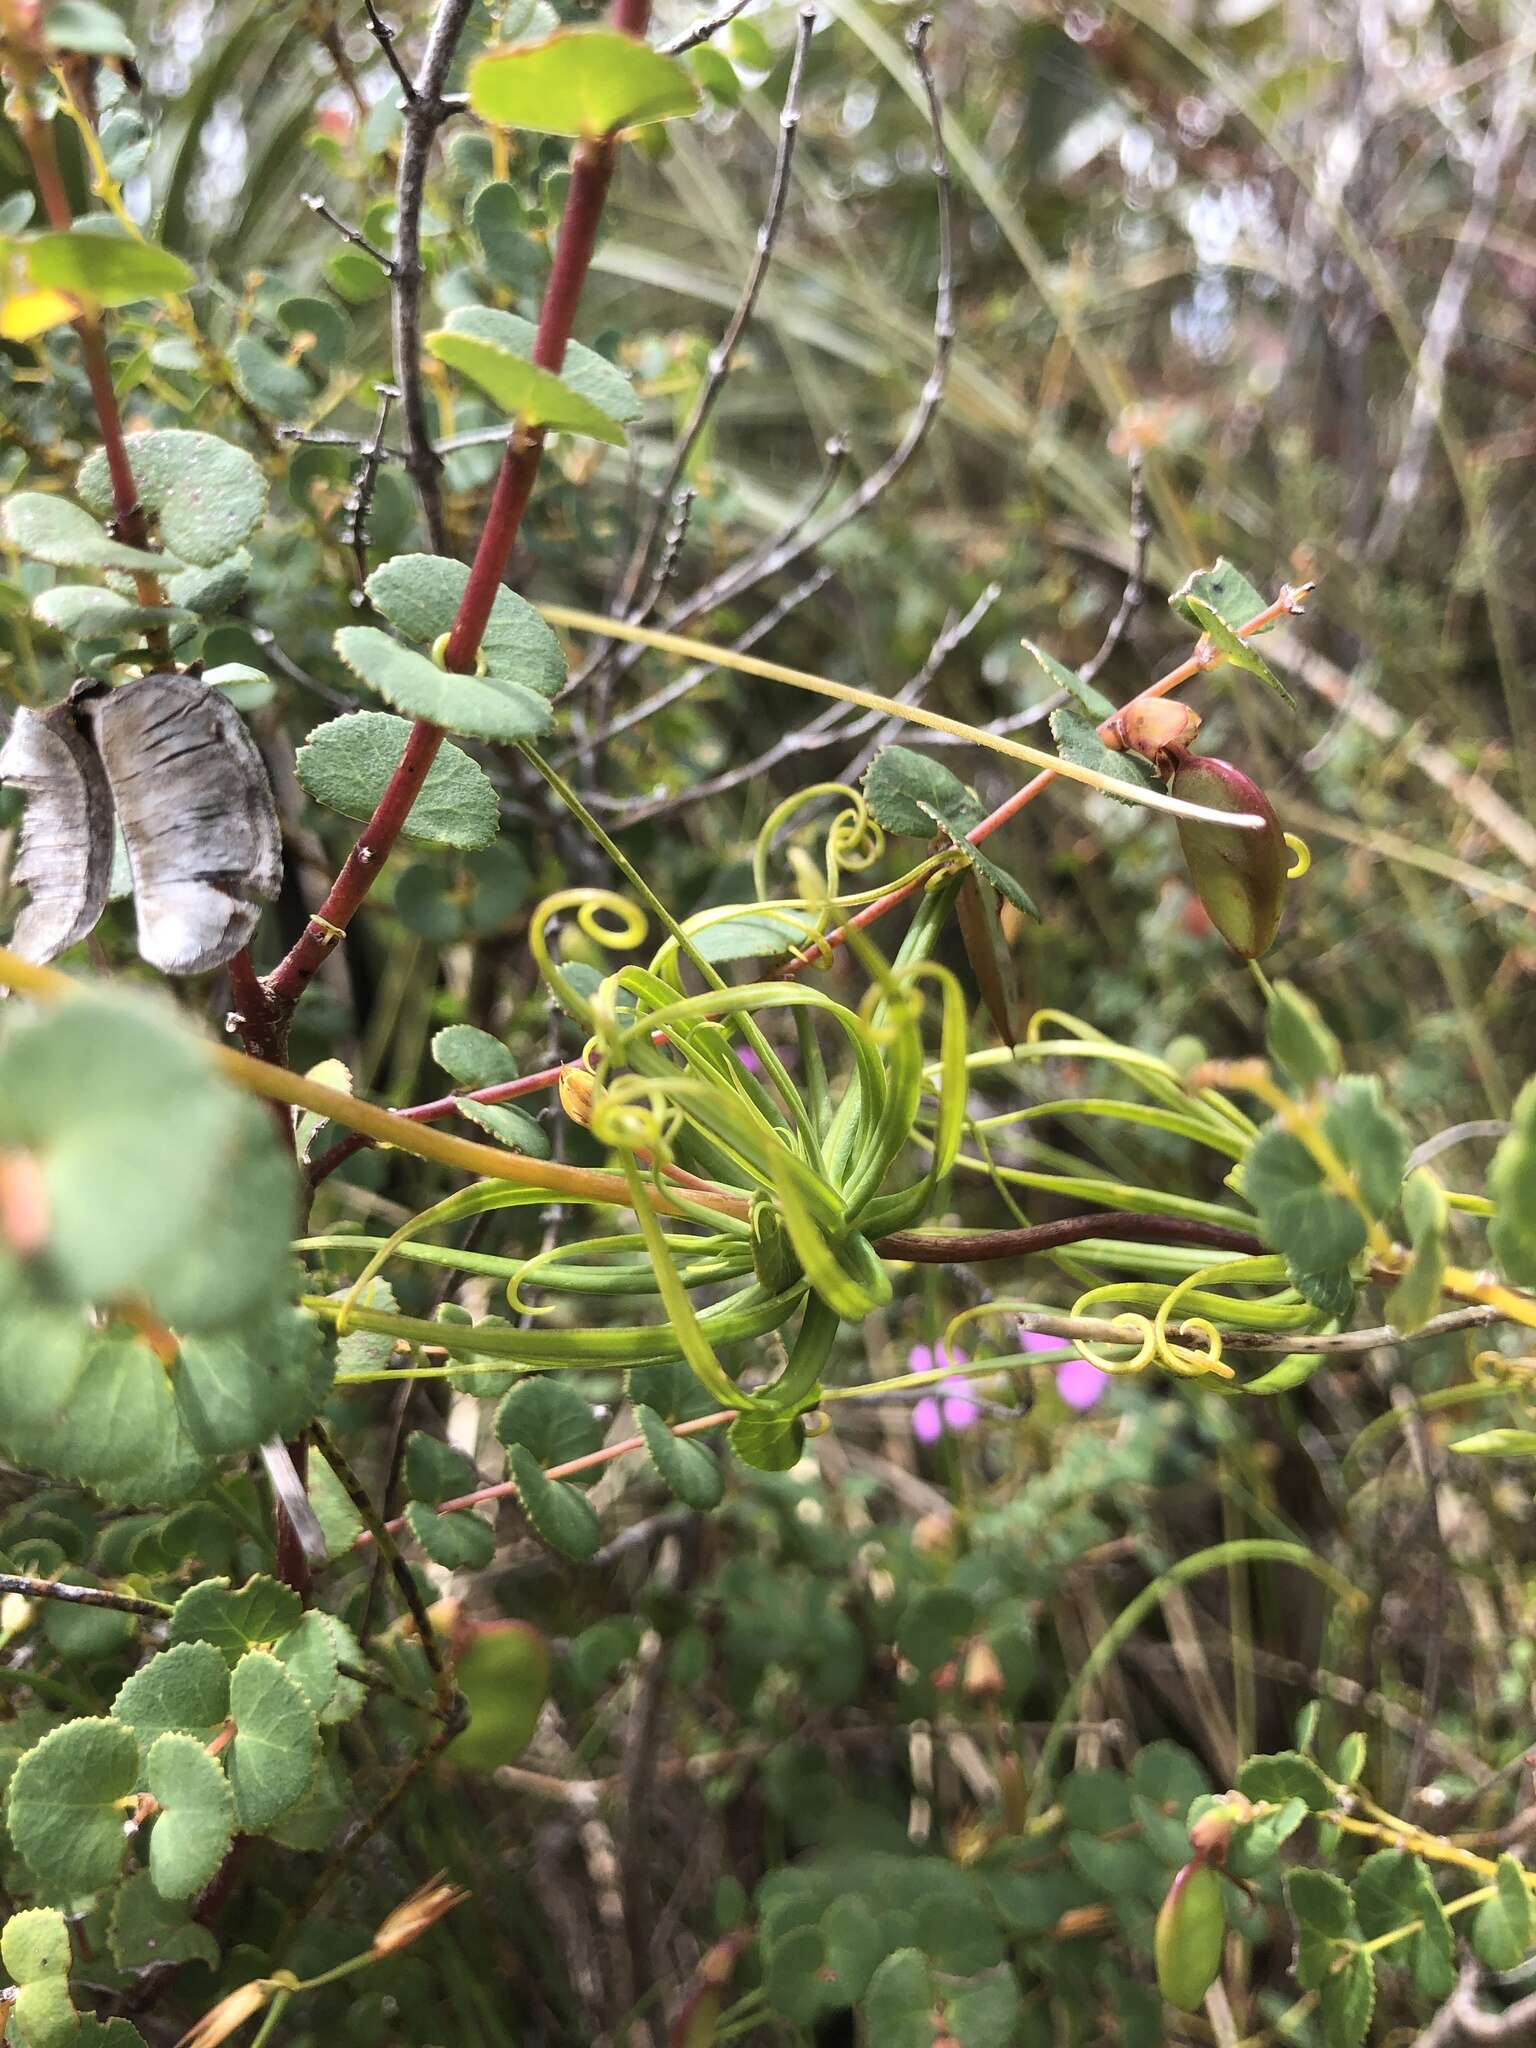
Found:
[229,333,317,418]
[272,1611,342,1719]
[277,294,350,371]
[468,27,698,137]
[168,1575,303,1667]
[167,555,251,618]
[861,1947,934,2047]
[0,991,299,1335]
[174,1308,333,1458]
[144,1732,233,1900]
[32,585,191,639]
[335,625,555,743]
[365,553,566,695]
[227,1649,319,1832]
[27,229,192,309]
[296,712,499,850]
[43,0,136,56]
[1237,1750,1334,1813]
[1,1907,71,1983]
[450,1624,550,1770]
[12,1977,78,2048]
[635,1404,723,1510]
[0,1324,211,1508]
[506,1445,600,1561]
[77,431,266,569]
[405,1428,479,1505]
[394,843,531,942]
[689,43,741,105]
[112,1641,231,1758]
[40,1571,138,1660]
[404,1498,496,1570]
[108,1871,219,1970]
[1,492,169,572]
[432,1024,519,1090]
[441,304,640,427]
[728,1411,803,1472]
[495,1377,602,1468]
[457,1097,551,1156]
[425,330,628,446]
[6,1717,139,1896]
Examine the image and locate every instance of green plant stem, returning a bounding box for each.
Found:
[248,1987,292,2048]
[1026,1541,1367,1813]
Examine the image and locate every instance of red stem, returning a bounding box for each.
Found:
[256,8,649,1046]
[9,71,159,580]
[260,718,447,1016]
[779,590,1304,977]
[306,1062,567,1184]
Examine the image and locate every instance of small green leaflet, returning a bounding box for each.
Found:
[468,27,698,138]
[1021,638,1115,722]
[425,331,629,446]
[334,626,555,744]
[26,229,192,308]
[1170,561,1296,708]
[439,304,640,428]
[635,1404,723,1510]
[862,746,1037,916]
[296,712,499,851]
[365,553,566,697]
[1,492,169,573]
[1048,706,1157,802]
[76,430,266,569]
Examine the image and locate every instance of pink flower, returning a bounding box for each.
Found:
[736,1048,763,1075]
[1018,1325,1107,1411]
[910,1345,976,1443]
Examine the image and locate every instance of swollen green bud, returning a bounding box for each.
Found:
[1170,755,1287,959]
[1155,1859,1225,2012]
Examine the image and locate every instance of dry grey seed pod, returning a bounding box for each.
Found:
[0,700,114,963]
[83,675,282,975]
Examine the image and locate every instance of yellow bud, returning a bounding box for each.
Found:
[174,1978,285,2048]
[558,1060,599,1128]
[372,1875,470,1957]
[1,1592,33,1635]
[961,1639,1006,1701]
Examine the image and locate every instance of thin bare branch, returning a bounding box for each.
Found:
[1367,54,1530,560]
[301,191,396,274]
[1079,452,1150,687]
[341,383,400,596]
[661,0,756,56]
[605,8,815,626]
[390,0,478,554]
[554,566,832,775]
[363,0,417,103]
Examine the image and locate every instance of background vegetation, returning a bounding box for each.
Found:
[3,0,1536,2043]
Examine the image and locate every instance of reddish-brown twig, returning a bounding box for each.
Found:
[251,0,654,1056]
[778,586,1310,978]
